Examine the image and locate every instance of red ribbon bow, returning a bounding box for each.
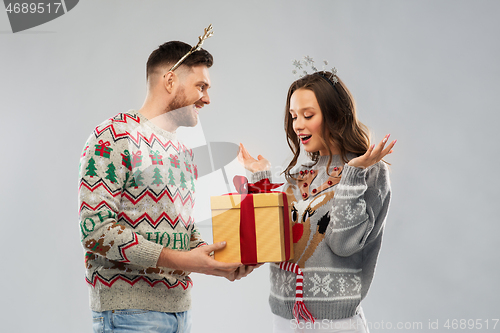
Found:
[233,175,283,194]
[98,140,110,148]
[227,176,289,265]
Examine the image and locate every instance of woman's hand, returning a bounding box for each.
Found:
[228,263,264,281]
[348,134,396,169]
[237,143,270,173]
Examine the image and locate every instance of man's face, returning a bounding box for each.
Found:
[168,65,211,127]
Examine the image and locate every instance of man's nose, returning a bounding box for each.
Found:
[201,91,210,105]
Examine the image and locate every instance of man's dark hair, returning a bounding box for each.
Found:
[146,41,213,80]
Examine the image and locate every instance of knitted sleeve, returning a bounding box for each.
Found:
[324,162,391,257]
[187,155,207,250]
[78,130,163,268]
[189,227,207,250]
[250,170,272,183]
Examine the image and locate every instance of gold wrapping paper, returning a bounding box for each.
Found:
[211,193,294,263]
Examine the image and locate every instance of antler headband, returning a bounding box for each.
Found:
[169,24,214,72]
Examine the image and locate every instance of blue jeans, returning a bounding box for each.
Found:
[92,309,192,333]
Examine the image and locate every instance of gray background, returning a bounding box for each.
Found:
[1,1,499,332]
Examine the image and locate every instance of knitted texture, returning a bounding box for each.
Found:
[279,262,315,322]
[252,154,391,320]
[78,110,206,312]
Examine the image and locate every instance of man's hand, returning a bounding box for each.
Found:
[157,242,242,279]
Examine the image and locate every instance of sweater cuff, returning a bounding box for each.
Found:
[130,239,164,268]
[340,165,368,186]
[250,170,272,183]
[334,165,368,198]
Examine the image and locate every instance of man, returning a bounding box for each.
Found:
[78,39,251,332]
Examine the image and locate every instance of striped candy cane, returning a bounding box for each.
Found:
[279,262,315,323]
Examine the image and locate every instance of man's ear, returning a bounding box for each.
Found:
[163,71,176,94]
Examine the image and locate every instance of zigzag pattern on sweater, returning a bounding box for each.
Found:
[117,212,193,230]
[93,113,194,155]
[79,200,114,215]
[117,232,140,263]
[79,180,196,209]
[79,201,193,230]
[121,186,195,208]
[79,179,121,197]
[86,271,193,290]
[79,203,192,231]
[109,112,141,124]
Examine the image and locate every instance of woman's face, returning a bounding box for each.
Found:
[289,88,329,156]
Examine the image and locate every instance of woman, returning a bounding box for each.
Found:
[239,70,395,332]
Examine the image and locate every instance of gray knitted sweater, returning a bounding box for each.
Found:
[252,154,391,320]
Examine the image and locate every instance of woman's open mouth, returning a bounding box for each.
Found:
[300,135,312,144]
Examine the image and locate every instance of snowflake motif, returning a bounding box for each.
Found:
[98,159,107,167]
[292,59,303,69]
[351,275,362,293]
[303,55,314,65]
[140,201,149,211]
[338,276,346,294]
[311,65,317,72]
[330,67,339,83]
[151,206,160,215]
[309,273,333,296]
[89,193,99,203]
[120,200,127,210]
[174,201,183,213]
[117,167,125,175]
[131,207,139,216]
[166,205,176,216]
[344,204,355,221]
[279,273,296,295]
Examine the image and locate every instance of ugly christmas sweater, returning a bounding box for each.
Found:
[78,110,206,313]
[252,154,391,320]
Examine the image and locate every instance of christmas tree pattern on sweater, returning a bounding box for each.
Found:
[78,111,206,295]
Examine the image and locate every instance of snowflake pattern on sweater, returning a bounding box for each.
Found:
[254,154,391,320]
[78,110,206,313]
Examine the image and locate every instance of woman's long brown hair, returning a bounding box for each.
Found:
[283,72,371,181]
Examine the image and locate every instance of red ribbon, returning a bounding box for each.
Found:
[228,176,291,265]
[95,140,111,156]
[131,150,142,168]
[98,140,110,148]
[240,194,257,264]
[233,175,283,194]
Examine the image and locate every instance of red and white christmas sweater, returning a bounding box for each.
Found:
[78,110,206,313]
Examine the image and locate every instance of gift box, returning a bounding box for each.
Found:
[94,140,113,158]
[210,176,294,264]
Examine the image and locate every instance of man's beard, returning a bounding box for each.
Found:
[168,86,198,127]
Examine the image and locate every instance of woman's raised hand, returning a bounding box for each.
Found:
[347,134,396,169]
[237,143,270,173]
